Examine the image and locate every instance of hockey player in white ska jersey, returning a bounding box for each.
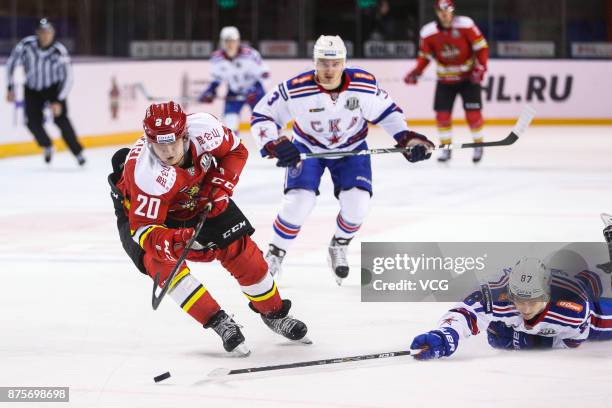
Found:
[250,35,435,285]
[199,26,269,134]
[411,252,612,360]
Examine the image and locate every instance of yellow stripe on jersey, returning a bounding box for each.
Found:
[169,267,191,291]
[244,282,278,302]
[138,225,166,248]
[181,285,207,312]
[472,38,488,51]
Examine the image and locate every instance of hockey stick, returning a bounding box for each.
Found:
[136,82,199,103]
[208,350,411,377]
[299,105,536,160]
[151,204,212,310]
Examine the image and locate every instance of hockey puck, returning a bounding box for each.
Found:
[153,371,171,383]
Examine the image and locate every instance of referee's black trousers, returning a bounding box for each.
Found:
[24,85,83,155]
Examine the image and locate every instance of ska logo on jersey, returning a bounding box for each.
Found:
[345,96,359,111]
[537,328,557,336]
[309,107,325,113]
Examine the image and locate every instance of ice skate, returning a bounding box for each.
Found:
[251,299,311,344]
[437,149,451,163]
[472,146,483,163]
[328,237,352,286]
[204,310,250,356]
[44,147,53,164]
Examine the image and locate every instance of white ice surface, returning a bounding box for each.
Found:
[1,126,611,408]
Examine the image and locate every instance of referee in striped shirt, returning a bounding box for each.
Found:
[6,18,85,165]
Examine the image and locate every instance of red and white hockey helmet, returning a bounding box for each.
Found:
[143,102,187,144]
[435,0,455,12]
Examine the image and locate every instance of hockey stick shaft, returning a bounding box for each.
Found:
[136,82,200,103]
[151,205,211,310]
[299,105,535,160]
[208,350,411,377]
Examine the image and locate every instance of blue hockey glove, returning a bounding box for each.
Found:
[487,321,553,350]
[394,131,435,163]
[264,136,301,168]
[410,327,459,360]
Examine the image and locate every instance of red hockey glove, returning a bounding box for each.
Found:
[470,65,486,84]
[403,68,421,85]
[145,227,194,261]
[394,131,435,163]
[201,168,237,217]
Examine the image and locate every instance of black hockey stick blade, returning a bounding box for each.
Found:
[151,205,211,310]
[208,350,412,377]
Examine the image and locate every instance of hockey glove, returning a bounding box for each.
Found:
[486,321,553,350]
[470,65,487,84]
[403,68,420,85]
[144,227,195,262]
[264,136,301,167]
[201,168,237,217]
[394,131,435,163]
[199,90,215,104]
[410,327,459,360]
[245,84,262,106]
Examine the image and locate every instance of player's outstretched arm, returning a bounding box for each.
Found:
[411,288,492,360]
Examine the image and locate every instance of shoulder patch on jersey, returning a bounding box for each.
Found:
[286,70,316,90]
[346,68,377,84]
[453,15,475,29]
[133,144,177,196]
[420,21,439,38]
[187,112,225,153]
[555,300,584,313]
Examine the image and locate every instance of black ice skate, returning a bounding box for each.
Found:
[204,310,250,356]
[76,153,86,166]
[250,299,311,344]
[472,146,483,163]
[437,149,451,163]
[265,243,286,279]
[44,147,53,164]
[328,237,352,286]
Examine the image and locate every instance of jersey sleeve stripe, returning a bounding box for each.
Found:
[370,103,403,125]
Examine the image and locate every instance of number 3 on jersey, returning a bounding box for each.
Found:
[135,194,160,219]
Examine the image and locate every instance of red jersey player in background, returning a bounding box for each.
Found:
[110,102,309,355]
[404,0,489,163]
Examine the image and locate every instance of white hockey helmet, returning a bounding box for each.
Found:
[313,35,347,61]
[220,26,240,41]
[507,257,551,302]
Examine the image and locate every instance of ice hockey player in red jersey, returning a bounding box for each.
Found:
[110,102,309,355]
[404,0,489,163]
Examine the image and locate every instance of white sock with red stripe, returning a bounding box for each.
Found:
[334,188,370,240]
[271,189,316,251]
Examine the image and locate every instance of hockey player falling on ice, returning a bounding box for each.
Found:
[404,0,488,163]
[410,231,612,360]
[108,102,309,355]
[198,26,269,135]
[250,35,435,285]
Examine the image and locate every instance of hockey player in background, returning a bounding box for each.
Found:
[198,26,269,135]
[107,102,309,355]
[404,0,488,163]
[410,220,612,359]
[250,35,435,285]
